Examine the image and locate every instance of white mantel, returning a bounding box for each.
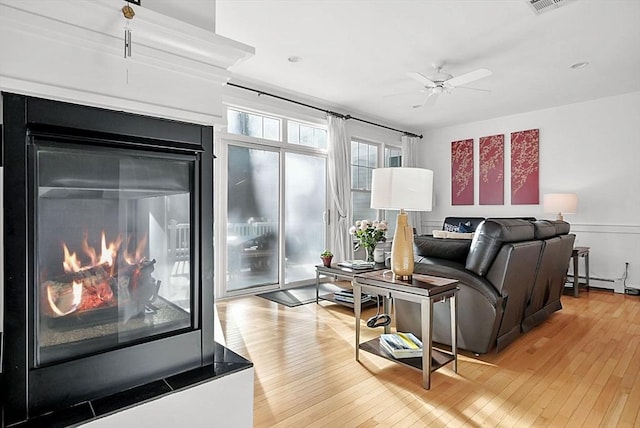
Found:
[0,0,254,124]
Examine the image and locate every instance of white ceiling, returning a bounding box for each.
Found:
[214,0,640,134]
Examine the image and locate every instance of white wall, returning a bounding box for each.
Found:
[418,91,640,291]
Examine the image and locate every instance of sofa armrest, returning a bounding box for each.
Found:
[413,258,499,306]
[414,235,472,263]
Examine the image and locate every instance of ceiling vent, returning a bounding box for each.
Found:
[526,0,576,15]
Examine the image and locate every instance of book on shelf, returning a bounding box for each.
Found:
[337,260,375,269]
[379,332,423,359]
[333,292,372,304]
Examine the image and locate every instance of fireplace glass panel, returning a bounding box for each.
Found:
[35,144,194,365]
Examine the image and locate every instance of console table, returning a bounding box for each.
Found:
[315,264,384,308]
[352,270,459,390]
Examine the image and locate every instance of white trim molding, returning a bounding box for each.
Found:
[0,0,254,124]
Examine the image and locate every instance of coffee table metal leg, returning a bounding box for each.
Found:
[421,297,433,390]
[383,294,392,335]
[354,282,361,361]
[585,253,590,292]
[450,293,457,373]
[573,254,579,297]
[315,271,320,303]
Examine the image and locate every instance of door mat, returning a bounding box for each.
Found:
[257,283,342,307]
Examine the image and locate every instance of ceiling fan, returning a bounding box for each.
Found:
[407,65,493,108]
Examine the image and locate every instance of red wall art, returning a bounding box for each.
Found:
[451,139,474,205]
[479,134,504,205]
[510,129,539,205]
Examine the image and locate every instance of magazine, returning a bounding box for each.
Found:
[379,332,423,358]
[333,289,372,303]
[337,260,375,269]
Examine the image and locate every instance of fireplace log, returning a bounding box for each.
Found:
[42,263,117,317]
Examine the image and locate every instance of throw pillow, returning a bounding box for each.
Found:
[458,221,473,233]
[444,223,459,232]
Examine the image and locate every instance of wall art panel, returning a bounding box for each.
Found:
[510,128,539,205]
[451,139,474,205]
[479,134,504,205]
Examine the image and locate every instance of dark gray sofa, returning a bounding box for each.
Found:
[395,217,575,354]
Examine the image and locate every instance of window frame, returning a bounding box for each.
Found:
[218,105,330,299]
[226,105,328,154]
[227,107,283,142]
[350,138,402,225]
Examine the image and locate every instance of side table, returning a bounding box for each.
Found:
[352,270,458,390]
[569,246,590,297]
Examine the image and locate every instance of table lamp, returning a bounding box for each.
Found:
[371,167,433,280]
[543,193,577,221]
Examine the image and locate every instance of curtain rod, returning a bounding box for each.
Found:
[227,82,423,139]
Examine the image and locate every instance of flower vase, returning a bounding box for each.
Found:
[365,246,375,263]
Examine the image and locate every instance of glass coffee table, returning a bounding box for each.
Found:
[315,263,385,309]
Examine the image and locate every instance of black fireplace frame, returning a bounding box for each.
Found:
[1,92,215,425]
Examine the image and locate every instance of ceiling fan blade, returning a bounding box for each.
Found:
[412,91,439,109]
[383,88,428,98]
[456,86,492,93]
[407,71,437,88]
[446,68,492,88]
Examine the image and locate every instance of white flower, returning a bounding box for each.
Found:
[348,226,357,235]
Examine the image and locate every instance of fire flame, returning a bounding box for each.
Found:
[63,244,82,273]
[99,232,121,266]
[45,231,149,317]
[124,234,147,265]
[62,231,137,273]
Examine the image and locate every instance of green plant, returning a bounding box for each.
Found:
[321,249,333,257]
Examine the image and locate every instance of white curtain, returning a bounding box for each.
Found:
[401,135,424,235]
[327,115,352,261]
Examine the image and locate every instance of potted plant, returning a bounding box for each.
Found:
[320,249,333,267]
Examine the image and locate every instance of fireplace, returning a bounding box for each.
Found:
[1,93,219,425]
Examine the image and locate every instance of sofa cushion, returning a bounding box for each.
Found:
[415,235,472,263]
[465,219,535,276]
[533,220,556,239]
[432,230,475,239]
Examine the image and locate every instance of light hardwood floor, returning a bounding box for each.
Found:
[216,285,640,427]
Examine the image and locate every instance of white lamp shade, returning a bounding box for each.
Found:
[370,167,433,211]
[543,193,578,214]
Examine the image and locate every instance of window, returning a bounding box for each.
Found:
[350,140,402,234]
[288,121,327,149]
[385,147,402,167]
[383,146,403,234]
[227,108,281,141]
[222,107,328,296]
[350,140,378,222]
